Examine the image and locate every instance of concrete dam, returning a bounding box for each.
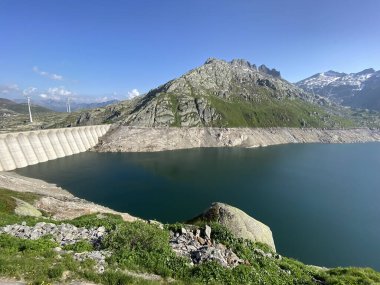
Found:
[0,125,111,172]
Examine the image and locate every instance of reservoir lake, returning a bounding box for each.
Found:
[16,143,380,270]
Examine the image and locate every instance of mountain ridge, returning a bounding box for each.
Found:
[296,68,380,110]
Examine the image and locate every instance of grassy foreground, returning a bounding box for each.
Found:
[1,188,380,284]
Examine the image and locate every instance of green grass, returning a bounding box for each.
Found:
[207,96,356,128]
[168,93,182,127]
[0,188,49,227]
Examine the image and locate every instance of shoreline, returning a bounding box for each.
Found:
[95,126,380,152]
[0,171,136,222]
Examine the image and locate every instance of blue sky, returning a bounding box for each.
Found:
[0,0,379,102]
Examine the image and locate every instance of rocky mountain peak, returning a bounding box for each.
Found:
[204,57,223,65]
[324,70,346,77]
[258,64,281,78]
[122,57,329,128]
[356,68,375,76]
[229,59,257,70]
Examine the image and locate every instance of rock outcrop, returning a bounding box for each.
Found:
[0,222,107,246]
[13,197,42,217]
[189,202,276,251]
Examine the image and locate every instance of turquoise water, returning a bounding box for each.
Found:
[16,143,380,270]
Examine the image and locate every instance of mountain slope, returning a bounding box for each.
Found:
[0,98,52,116]
[296,69,380,111]
[120,58,352,128]
[33,99,119,112]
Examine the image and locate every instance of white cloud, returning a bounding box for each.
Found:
[47,87,72,97]
[127,88,140,98]
[51,74,63,80]
[23,87,38,96]
[33,66,64,81]
[37,87,73,101]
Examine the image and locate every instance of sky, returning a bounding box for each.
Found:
[0,0,380,103]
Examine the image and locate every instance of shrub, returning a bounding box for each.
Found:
[63,240,94,252]
[66,213,125,231]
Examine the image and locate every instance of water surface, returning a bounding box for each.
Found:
[16,143,380,270]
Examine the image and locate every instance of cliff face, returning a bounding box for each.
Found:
[95,126,380,153]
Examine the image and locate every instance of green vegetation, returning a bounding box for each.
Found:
[1,188,380,284]
[65,213,125,231]
[0,188,47,227]
[168,93,182,127]
[207,96,356,128]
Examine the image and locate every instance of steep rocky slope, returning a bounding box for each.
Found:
[123,58,351,128]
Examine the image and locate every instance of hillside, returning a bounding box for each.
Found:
[0,98,53,116]
[296,69,380,111]
[122,58,354,128]
[68,58,379,129]
[2,59,380,133]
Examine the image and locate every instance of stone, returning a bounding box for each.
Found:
[204,225,211,239]
[189,202,276,251]
[169,225,243,268]
[13,197,42,218]
[197,236,206,245]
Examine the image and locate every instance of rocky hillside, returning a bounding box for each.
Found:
[123,58,352,128]
[3,59,380,133]
[64,58,364,129]
[296,68,380,111]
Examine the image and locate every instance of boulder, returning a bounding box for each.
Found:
[190,202,276,251]
[13,197,42,217]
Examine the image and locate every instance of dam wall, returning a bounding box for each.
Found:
[0,125,111,171]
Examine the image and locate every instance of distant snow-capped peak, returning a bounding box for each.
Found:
[297,68,376,91]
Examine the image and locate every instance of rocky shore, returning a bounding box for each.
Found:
[0,171,136,222]
[95,126,380,152]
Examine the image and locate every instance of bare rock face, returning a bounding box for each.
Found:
[190,202,276,252]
